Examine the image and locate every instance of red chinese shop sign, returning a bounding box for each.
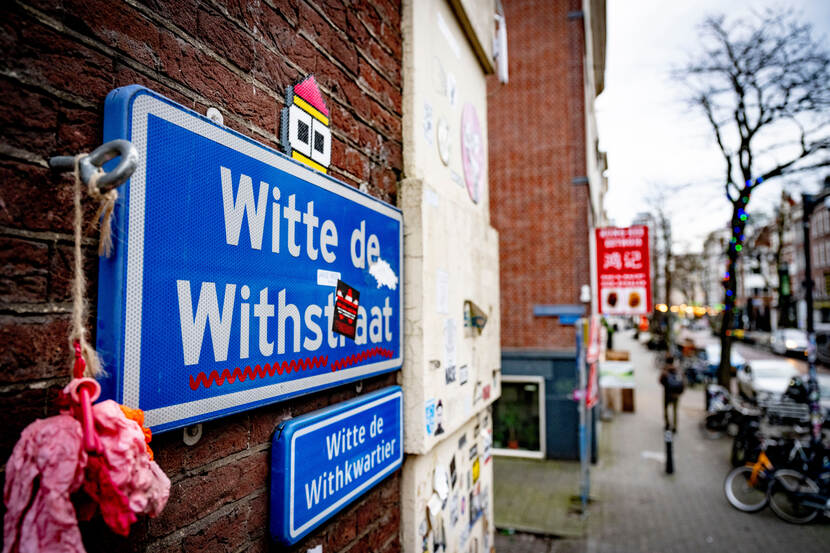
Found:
[595,226,651,315]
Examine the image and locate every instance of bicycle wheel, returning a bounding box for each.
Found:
[768,469,820,524]
[723,466,769,512]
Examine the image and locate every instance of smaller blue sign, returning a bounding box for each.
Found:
[270,386,403,545]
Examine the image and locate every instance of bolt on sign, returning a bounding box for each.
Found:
[270,386,402,545]
[97,85,403,432]
[595,226,652,315]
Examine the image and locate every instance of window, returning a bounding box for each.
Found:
[493,376,545,459]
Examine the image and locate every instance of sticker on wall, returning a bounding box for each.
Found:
[280,75,331,173]
[458,433,467,449]
[437,117,450,166]
[425,398,436,435]
[332,280,360,339]
[445,364,456,385]
[433,57,447,96]
[481,428,492,463]
[434,464,450,502]
[434,400,445,435]
[482,384,491,401]
[444,318,456,384]
[460,103,482,203]
[449,494,459,527]
[446,73,457,108]
[369,258,399,290]
[450,455,458,488]
[424,102,434,145]
[459,364,469,385]
[472,457,480,483]
[469,444,477,460]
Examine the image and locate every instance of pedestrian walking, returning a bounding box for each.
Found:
[659,355,684,432]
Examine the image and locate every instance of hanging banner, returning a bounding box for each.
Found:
[595,226,651,315]
[97,86,403,432]
[270,386,403,545]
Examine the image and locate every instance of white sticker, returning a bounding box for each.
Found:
[434,465,450,501]
[444,318,456,379]
[437,117,450,165]
[424,102,434,144]
[437,12,461,59]
[307,546,322,553]
[369,258,398,290]
[425,188,439,207]
[316,269,341,286]
[436,269,449,314]
[446,73,457,107]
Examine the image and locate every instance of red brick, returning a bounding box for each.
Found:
[56,107,103,155]
[0,238,49,303]
[0,387,54,463]
[196,4,256,72]
[325,504,358,551]
[0,77,58,154]
[148,449,268,537]
[299,3,359,75]
[251,41,291,97]
[135,0,200,40]
[153,414,249,478]
[0,315,72,383]
[180,503,249,553]
[0,13,113,106]
[358,57,402,114]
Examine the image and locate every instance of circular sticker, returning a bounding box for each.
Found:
[460,103,482,203]
[437,117,450,166]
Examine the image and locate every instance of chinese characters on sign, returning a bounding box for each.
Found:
[595,226,651,315]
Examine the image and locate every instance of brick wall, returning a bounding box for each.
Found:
[487,0,589,350]
[0,1,403,551]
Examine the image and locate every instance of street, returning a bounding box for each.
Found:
[496,330,830,553]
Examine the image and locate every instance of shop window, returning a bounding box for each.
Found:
[492,376,545,459]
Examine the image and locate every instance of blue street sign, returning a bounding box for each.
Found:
[97,86,403,432]
[270,386,403,545]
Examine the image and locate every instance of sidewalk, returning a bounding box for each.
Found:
[497,330,830,553]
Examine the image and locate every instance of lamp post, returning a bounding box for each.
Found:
[800,186,829,447]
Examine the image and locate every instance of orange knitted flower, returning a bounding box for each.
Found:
[119,404,154,460]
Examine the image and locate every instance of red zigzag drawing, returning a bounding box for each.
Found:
[330,347,394,372]
[188,348,396,390]
[189,356,328,390]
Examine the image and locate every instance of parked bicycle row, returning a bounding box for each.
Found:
[707,380,830,524]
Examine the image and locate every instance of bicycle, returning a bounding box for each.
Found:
[724,436,812,513]
[767,450,830,524]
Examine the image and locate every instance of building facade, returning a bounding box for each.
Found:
[487,0,606,460]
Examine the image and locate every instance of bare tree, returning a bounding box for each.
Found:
[673,253,704,305]
[681,10,830,386]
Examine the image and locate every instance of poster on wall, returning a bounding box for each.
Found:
[97,85,403,432]
[595,226,651,315]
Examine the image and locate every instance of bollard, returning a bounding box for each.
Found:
[665,429,674,474]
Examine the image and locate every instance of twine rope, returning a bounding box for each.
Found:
[70,154,117,378]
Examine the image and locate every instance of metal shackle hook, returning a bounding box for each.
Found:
[49,139,138,192]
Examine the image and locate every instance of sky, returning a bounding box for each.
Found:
[596,0,830,254]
